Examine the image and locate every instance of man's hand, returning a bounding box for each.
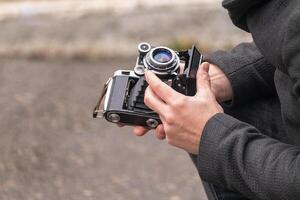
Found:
[134,62,224,154]
[208,63,233,102]
[133,62,233,141]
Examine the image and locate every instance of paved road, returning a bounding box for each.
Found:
[0,58,207,200]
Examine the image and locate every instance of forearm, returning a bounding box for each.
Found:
[197,113,300,200]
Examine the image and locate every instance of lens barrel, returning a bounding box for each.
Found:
[143,46,179,76]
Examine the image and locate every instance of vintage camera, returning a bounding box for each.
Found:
[93,42,203,129]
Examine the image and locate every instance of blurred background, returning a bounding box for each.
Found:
[0,0,251,200]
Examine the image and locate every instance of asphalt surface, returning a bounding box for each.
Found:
[0,58,207,200]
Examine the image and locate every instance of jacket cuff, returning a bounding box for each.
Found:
[197,113,240,186]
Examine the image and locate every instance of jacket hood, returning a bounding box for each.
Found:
[222,0,271,31]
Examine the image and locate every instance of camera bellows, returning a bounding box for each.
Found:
[128,77,150,111]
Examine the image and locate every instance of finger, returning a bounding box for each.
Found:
[196,62,211,94]
[144,86,168,115]
[145,70,182,104]
[155,124,166,140]
[133,126,149,136]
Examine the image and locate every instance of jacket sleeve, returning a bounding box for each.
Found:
[197,113,300,200]
[196,1,300,200]
[281,13,300,101]
[205,42,277,107]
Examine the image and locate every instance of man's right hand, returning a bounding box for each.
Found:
[132,62,233,138]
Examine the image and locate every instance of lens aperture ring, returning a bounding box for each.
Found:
[143,46,180,75]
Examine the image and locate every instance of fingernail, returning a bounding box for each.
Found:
[201,62,209,71]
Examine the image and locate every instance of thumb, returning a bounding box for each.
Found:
[196,62,211,94]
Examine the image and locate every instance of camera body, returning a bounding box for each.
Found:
[93,42,203,129]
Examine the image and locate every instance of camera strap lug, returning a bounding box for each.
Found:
[93,77,112,118]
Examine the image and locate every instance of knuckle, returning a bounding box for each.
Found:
[165,113,175,124]
[170,96,185,108]
[153,82,162,91]
[144,95,150,105]
[144,88,152,105]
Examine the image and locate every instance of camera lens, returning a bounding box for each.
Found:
[143,46,180,76]
[153,49,172,63]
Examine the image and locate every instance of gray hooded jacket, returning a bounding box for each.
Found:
[196,0,300,199]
